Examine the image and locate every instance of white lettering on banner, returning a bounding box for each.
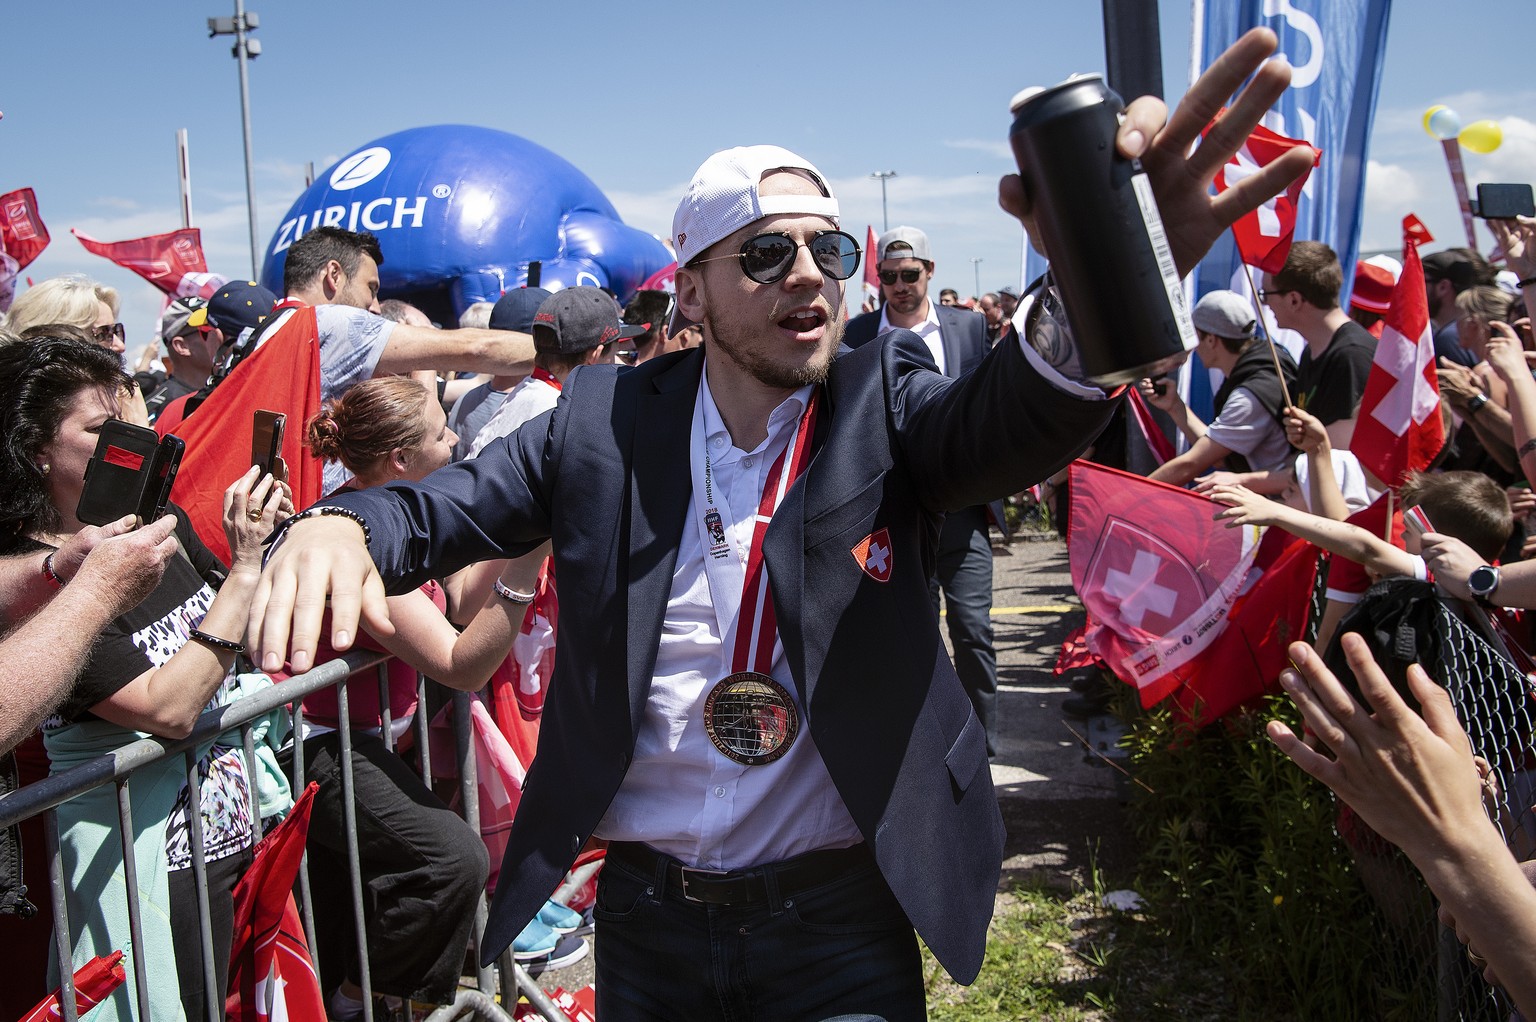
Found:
[392,196,427,229]
[270,195,443,256]
[1262,0,1322,200]
[361,197,393,231]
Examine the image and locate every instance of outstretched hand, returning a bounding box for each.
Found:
[998,28,1313,277]
[248,515,394,675]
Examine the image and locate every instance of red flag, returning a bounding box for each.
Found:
[168,307,325,562]
[19,951,127,1022]
[226,783,325,1022]
[0,188,49,312]
[1207,119,1321,273]
[1124,385,1175,465]
[1068,461,1262,706]
[1170,527,1322,726]
[1349,218,1445,488]
[71,227,213,297]
[862,226,879,307]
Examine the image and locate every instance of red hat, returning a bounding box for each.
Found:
[1350,261,1396,314]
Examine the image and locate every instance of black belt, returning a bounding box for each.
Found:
[606,841,872,906]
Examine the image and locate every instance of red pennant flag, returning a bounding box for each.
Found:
[71,227,213,297]
[19,951,127,1022]
[1124,385,1175,465]
[0,188,50,312]
[1349,217,1445,489]
[226,783,326,1022]
[168,307,325,562]
[1169,527,1322,726]
[1068,461,1262,707]
[862,226,879,307]
[1206,118,1321,273]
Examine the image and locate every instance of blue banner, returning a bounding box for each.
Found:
[1195,0,1393,305]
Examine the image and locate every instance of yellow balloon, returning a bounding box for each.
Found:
[1460,119,1504,154]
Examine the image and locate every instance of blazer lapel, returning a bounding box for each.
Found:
[937,305,965,379]
[624,351,702,732]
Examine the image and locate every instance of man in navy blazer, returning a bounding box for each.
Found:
[253,29,1310,1020]
[844,227,1010,755]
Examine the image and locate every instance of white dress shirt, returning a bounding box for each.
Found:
[592,365,863,869]
[878,299,945,374]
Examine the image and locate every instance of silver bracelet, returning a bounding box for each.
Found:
[493,578,535,605]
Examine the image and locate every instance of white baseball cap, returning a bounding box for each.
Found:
[672,145,839,266]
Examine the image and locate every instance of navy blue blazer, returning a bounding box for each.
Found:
[844,304,1009,535]
[327,329,1114,983]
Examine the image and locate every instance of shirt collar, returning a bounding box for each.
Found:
[878,298,939,336]
[700,364,811,457]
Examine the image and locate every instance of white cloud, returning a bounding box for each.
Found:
[942,138,1013,161]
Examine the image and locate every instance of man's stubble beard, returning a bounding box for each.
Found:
[704,306,842,389]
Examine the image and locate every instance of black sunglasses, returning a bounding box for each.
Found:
[90,322,127,345]
[691,230,861,284]
[879,268,925,286]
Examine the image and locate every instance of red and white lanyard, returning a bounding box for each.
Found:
[690,382,820,676]
[529,366,562,392]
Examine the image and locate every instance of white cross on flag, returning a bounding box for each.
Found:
[1350,215,1445,489]
[1205,118,1320,273]
[1069,462,1260,699]
[851,527,893,583]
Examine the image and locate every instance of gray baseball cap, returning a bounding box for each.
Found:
[1191,290,1257,340]
[531,287,646,356]
[876,226,932,264]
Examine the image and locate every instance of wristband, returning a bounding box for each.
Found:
[493,578,536,605]
[280,504,371,547]
[1467,392,1489,415]
[189,629,247,655]
[1520,438,1536,459]
[42,551,65,589]
[1519,276,1536,289]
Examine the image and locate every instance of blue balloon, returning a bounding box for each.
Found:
[259,125,672,322]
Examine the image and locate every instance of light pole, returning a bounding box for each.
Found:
[870,171,897,232]
[971,257,982,299]
[208,3,262,277]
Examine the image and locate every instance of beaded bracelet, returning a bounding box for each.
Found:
[41,551,65,589]
[493,578,536,605]
[189,628,246,655]
[281,504,371,547]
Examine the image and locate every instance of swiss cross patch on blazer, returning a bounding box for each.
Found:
[851,528,893,583]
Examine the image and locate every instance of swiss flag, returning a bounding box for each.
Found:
[862,226,879,307]
[852,527,893,582]
[1069,462,1261,706]
[1349,216,1445,489]
[1206,118,1320,273]
[72,227,215,298]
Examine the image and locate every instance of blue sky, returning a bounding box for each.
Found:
[4,0,1534,358]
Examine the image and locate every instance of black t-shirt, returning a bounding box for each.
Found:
[37,505,228,725]
[1295,320,1377,426]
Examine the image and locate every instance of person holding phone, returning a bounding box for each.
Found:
[0,336,293,1022]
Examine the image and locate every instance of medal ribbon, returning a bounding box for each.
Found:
[727,390,821,676]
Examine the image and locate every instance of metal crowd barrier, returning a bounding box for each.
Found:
[0,650,568,1022]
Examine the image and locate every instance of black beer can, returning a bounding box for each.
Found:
[1008,74,1196,387]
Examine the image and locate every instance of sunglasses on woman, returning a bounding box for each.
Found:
[90,323,127,345]
[690,230,861,285]
[878,268,924,286]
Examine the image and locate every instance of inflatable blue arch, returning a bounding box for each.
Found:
[260,124,672,324]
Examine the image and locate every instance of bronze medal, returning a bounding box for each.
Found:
[703,672,799,765]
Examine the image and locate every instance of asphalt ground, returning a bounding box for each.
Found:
[523,532,1133,1001]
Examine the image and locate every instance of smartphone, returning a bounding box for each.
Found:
[251,409,287,482]
[1470,183,1535,220]
[1402,504,1435,539]
[1152,375,1170,397]
[76,420,185,527]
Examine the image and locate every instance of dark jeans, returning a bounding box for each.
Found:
[169,845,252,1022]
[931,506,998,755]
[288,730,488,1002]
[593,845,923,1022]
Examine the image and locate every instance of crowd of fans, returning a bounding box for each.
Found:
[0,223,709,1019]
[2,42,1536,1016]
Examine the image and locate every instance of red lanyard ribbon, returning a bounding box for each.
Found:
[728,390,820,675]
[530,366,562,391]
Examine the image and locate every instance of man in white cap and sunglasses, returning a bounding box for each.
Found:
[250,29,1311,1018]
